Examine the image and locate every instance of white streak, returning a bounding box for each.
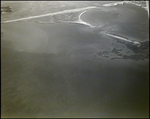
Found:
[103,1,147,10]
[146,1,149,17]
[1,6,96,23]
[105,33,132,42]
[77,11,95,28]
[64,10,95,28]
[103,2,124,7]
[105,33,140,46]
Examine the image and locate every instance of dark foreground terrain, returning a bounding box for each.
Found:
[1,1,149,118]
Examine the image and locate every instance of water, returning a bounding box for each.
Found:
[1,1,149,118]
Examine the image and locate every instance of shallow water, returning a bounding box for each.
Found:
[1,1,149,118]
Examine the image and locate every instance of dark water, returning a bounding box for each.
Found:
[1,3,149,118]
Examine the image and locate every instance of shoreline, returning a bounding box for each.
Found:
[1,1,149,24]
[1,1,149,118]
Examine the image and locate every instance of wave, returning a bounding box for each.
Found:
[62,10,95,28]
[32,10,96,28]
[103,1,149,12]
[104,32,141,47]
[1,6,96,23]
[103,1,124,7]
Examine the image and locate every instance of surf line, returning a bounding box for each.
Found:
[63,10,95,28]
[146,1,149,17]
[1,6,96,23]
[103,1,125,7]
[103,1,149,15]
[77,10,95,28]
[105,33,141,47]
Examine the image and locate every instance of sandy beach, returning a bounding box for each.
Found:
[1,1,149,118]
